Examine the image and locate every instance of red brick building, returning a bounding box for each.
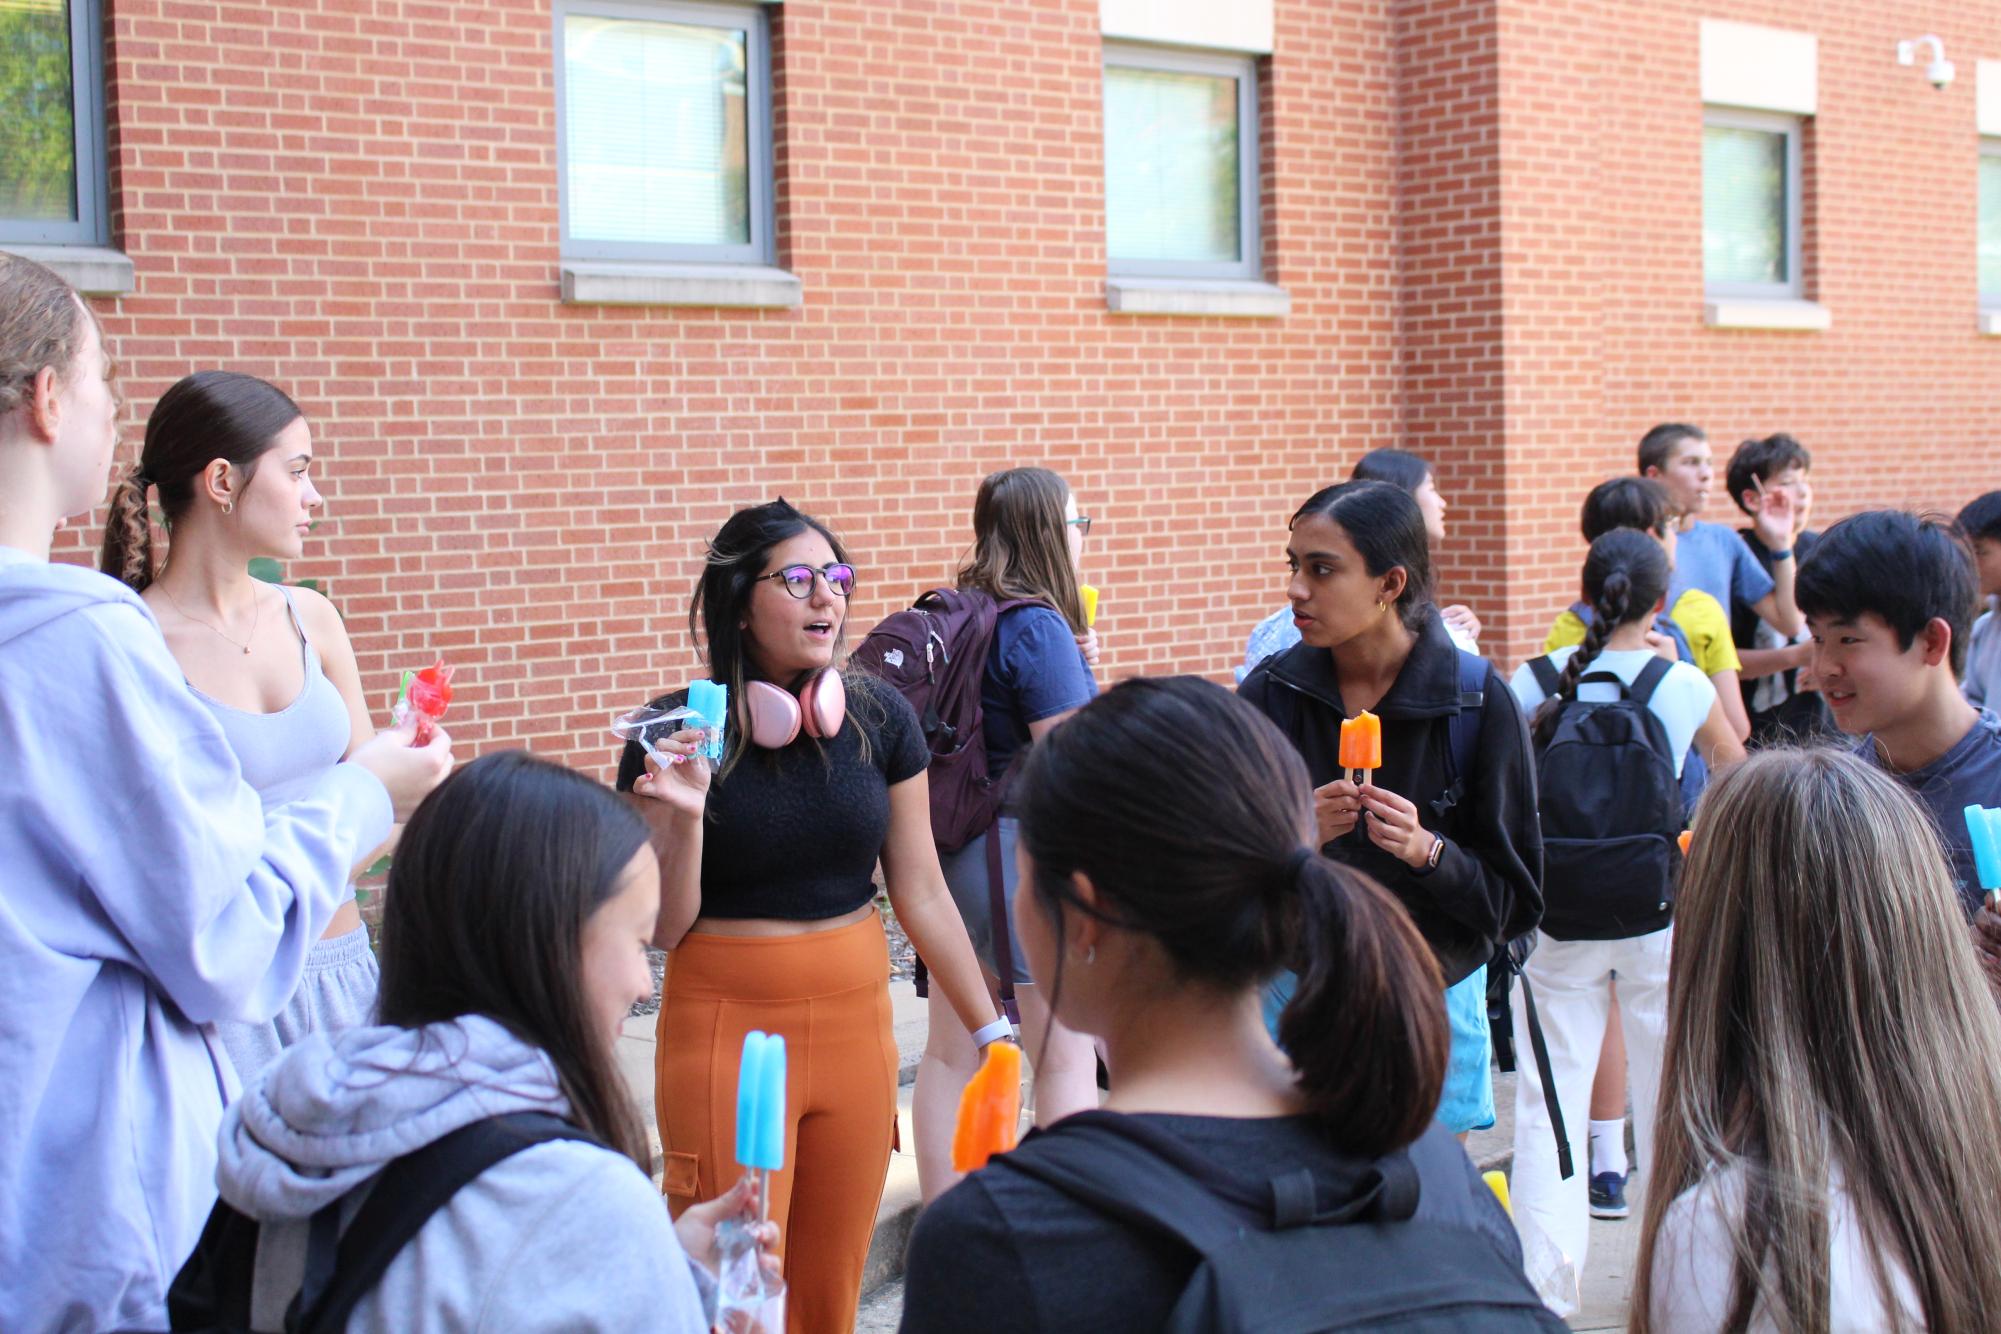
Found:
[9,0,1997,773]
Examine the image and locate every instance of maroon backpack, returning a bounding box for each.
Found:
[850,587,1044,853]
[850,587,1045,1021]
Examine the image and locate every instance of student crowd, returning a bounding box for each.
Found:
[5,247,2001,1332]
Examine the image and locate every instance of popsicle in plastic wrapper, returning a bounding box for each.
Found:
[1079,584,1100,628]
[951,1039,1023,1173]
[1338,709,1381,785]
[717,1031,788,1333]
[611,681,728,769]
[391,660,453,746]
[1967,804,2001,912]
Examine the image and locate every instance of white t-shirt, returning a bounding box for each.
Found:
[1509,647,1715,778]
[1648,1161,1922,1332]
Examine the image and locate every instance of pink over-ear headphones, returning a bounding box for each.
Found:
[743,670,847,748]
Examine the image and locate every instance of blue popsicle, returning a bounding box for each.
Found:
[735,1030,786,1172]
[687,679,729,761]
[1968,805,2001,894]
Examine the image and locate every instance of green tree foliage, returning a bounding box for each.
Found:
[0,1,78,222]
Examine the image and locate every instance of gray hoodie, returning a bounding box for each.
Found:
[217,1014,712,1331]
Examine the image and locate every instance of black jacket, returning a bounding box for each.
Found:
[1238,613,1543,985]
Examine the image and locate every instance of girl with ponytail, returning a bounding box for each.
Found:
[1503,526,1739,1312]
[901,676,1559,1332]
[98,370,393,1083]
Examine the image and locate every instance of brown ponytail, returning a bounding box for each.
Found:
[1015,674,1450,1157]
[101,467,157,592]
[1282,856,1447,1156]
[95,370,303,591]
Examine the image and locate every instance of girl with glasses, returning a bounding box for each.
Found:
[615,499,1002,1332]
[913,466,1102,1204]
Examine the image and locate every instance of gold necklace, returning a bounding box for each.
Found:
[158,579,261,655]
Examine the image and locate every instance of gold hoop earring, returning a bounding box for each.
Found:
[221,500,234,516]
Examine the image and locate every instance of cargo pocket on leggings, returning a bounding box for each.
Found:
[662,1151,702,1201]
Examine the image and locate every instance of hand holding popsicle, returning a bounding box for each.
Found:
[391,659,453,746]
[1339,710,1382,786]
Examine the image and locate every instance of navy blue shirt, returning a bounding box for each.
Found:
[982,605,1096,780]
[1855,709,2001,917]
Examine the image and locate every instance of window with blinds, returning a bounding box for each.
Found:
[1981,142,2000,306]
[556,1,771,264]
[1702,111,1800,298]
[1104,46,1259,280]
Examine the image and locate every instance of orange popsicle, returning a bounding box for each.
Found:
[1339,710,1382,778]
[1678,829,1693,857]
[951,1041,1023,1172]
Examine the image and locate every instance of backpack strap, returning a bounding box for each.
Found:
[1444,649,1486,787]
[986,815,1020,1028]
[1526,654,1562,698]
[995,1115,1421,1263]
[1429,650,1488,823]
[1627,654,1673,708]
[291,1111,599,1333]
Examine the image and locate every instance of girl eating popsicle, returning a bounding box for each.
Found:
[1238,480,1542,1139]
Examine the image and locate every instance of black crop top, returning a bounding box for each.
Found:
[614,672,930,921]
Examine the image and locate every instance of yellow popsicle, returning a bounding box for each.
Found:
[1079,584,1099,628]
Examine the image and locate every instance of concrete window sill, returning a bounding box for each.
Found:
[559,261,801,309]
[0,244,135,296]
[1105,277,1291,318]
[1980,310,2001,336]
[1703,296,1830,331]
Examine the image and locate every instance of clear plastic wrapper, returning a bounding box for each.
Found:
[713,1214,786,1333]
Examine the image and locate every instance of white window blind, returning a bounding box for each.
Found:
[1703,121,1790,291]
[563,13,748,248]
[1104,63,1242,266]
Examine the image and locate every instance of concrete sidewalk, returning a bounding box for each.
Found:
[617,979,1639,1331]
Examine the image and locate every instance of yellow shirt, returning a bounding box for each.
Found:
[1542,589,1741,678]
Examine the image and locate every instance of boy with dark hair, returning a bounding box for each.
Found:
[1797,510,2001,916]
[1636,423,1802,648]
[1958,491,2001,710]
[1724,434,1832,744]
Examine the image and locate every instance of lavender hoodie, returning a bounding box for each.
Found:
[0,549,390,1330]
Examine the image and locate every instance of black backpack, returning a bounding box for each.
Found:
[1525,655,1684,941]
[850,589,1046,1024]
[993,1115,1565,1332]
[159,1112,596,1333]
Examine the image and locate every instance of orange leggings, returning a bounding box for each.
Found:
[655,911,899,1334]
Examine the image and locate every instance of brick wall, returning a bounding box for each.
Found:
[46,0,2001,773]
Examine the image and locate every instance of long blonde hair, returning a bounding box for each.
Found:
[955,466,1085,630]
[1633,748,2001,1333]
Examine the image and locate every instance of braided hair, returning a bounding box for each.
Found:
[1531,527,1668,747]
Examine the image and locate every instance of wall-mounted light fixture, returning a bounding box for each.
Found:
[1897,35,1955,90]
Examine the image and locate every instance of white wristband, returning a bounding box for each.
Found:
[971,1017,1015,1047]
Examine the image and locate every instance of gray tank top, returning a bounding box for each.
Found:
[191,587,352,810]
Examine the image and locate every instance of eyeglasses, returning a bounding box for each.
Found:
[759,562,857,599]
[1067,516,1093,538]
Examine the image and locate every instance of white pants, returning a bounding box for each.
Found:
[1509,926,1671,1310]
